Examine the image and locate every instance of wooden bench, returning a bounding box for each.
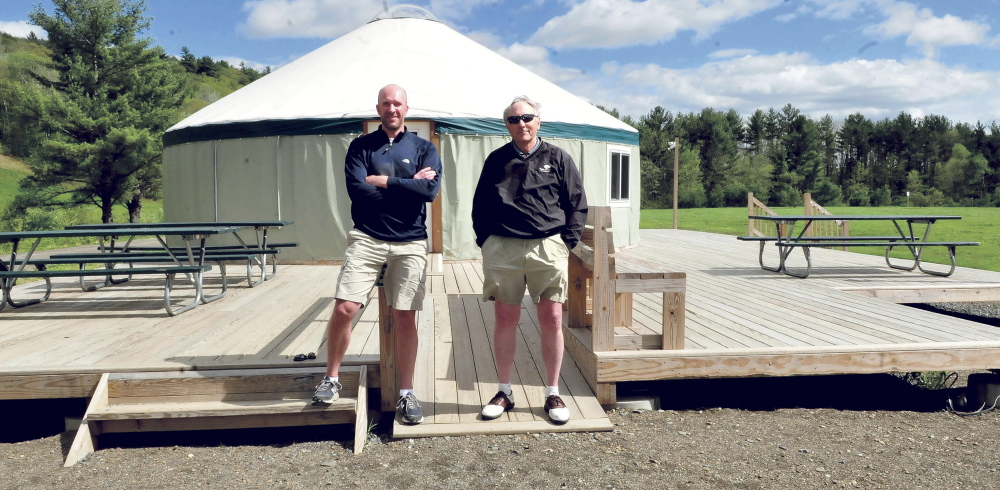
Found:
[566,206,686,404]
[108,242,297,285]
[65,366,368,466]
[0,264,213,316]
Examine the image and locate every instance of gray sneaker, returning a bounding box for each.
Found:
[396,393,424,424]
[312,378,342,404]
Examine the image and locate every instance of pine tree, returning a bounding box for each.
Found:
[18,0,185,223]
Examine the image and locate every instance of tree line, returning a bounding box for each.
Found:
[606,104,1000,209]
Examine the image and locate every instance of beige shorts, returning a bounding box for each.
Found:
[481,234,569,305]
[335,229,427,310]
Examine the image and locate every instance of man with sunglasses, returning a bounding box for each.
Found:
[471,95,588,424]
[312,84,441,426]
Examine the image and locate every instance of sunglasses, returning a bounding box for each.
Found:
[506,114,536,124]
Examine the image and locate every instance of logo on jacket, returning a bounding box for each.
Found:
[402,158,411,164]
[539,164,553,173]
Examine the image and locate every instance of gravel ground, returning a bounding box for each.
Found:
[3,303,1000,489]
[3,370,1000,490]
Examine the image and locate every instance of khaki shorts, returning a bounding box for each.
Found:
[335,229,427,310]
[481,234,569,305]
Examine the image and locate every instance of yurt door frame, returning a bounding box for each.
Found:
[363,120,443,254]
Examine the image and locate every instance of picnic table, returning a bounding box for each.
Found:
[66,220,294,286]
[739,215,980,278]
[0,225,241,315]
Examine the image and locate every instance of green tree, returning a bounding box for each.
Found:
[179,46,196,73]
[676,147,706,208]
[636,106,677,208]
[20,0,185,223]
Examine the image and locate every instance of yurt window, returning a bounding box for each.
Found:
[608,146,631,204]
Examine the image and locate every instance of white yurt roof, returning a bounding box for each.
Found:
[164,14,636,146]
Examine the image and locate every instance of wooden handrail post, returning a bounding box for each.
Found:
[590,207,615,354]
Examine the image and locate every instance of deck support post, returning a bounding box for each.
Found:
[378,287,398,412]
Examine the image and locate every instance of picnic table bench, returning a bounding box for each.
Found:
[66,220,293,286]
[740,215,980,278]
[0,225,241,315]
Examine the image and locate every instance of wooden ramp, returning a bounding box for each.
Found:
[392,264,612,438]
[65,366,368,466]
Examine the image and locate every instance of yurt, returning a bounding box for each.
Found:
[161,7,640,261]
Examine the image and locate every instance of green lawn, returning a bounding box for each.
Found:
[0,166,27,208]
[642,207,999,273]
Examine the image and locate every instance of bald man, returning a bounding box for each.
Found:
[312,84,441,425]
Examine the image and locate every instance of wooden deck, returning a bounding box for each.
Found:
[4,228,1000,437]
[573,229,1000,385]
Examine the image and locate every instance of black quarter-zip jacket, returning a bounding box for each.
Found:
[344,127,442,242]
[472,139,588,249]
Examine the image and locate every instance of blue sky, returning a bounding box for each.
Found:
[3,0,999,126]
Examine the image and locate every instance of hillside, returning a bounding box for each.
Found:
[0,153,29,172]
[0,154,28,207]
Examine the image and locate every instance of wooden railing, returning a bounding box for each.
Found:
[747,192,778,237]
[803,192,849,240]
[748,192,849,249]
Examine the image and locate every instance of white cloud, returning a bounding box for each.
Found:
[463,28,587,85]
[529,0,785,49]
[239,0,384,38]
[0,20,46,39]
[238,0,497,38]
[866,1,991,57]
[710,48,758,59]
[809,0,868,20]
[495,42,586,84]
[578,52,999,124]
[428,0,497,21]
[220,56,273,72]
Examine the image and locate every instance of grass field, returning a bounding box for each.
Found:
[0,155,28,208]
[642,207,999,273]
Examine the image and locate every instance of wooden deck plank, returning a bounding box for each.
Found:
[447,294,481,423]
[411,296,436,424]
[431,295,459,424]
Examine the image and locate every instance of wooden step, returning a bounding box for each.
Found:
[65,366,368,466]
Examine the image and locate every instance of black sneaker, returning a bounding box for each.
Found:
[312,378,341,404]
[396,393,424,424]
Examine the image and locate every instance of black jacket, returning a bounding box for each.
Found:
[472,139,587,249]
[345,127,442,242]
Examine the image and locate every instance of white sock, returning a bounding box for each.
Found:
[545,386,559,398]
[498,383,513,397]
[400,389,413,398]
[326,376,339,383]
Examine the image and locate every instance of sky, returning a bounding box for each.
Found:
[3,0,1000,127]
